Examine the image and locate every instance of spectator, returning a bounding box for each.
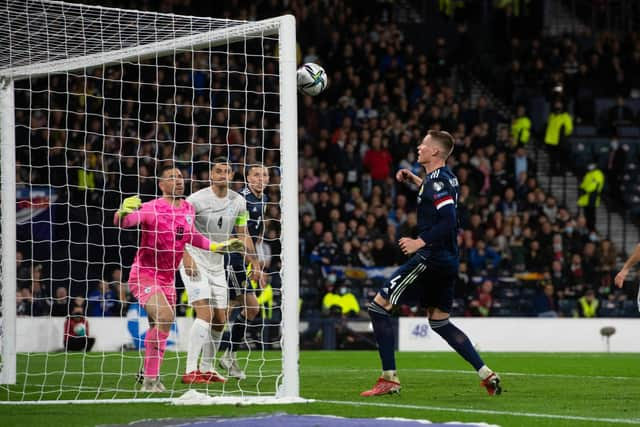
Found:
[362,135,392,186]
[28,265,50,316]
[51,286,70,317]
[533,283,558,317]
[310,231,339,266]
[87,280,120,317]
[577,289,599,318]
[468,240,501,274]
[606,95,634,131]
[468,279,494,317]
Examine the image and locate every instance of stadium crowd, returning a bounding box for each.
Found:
[13,0,640,323]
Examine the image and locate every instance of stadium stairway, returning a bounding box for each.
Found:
[535,145,639,257]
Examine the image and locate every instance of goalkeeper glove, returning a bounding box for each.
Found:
[210,238,244,253]
[118,195,142,218]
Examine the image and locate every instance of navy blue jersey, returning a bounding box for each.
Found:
[229,187,267,269]
[416,166,459,266]
[241,186,268,243]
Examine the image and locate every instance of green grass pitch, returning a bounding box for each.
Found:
[1,351,639,426]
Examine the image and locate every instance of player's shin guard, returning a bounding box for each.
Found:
[429,318,484,370]
[368,301,396,371]
[143,327,169,378]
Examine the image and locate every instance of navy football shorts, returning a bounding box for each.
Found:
[379,254,455,313]
[227,262,256,300]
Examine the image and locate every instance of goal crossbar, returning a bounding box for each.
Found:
[0,17,283,80]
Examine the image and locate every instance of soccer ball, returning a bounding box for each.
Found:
[297,63,328,96]
[73,323,86,337]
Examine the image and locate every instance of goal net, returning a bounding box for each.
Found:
[0,0,299,404]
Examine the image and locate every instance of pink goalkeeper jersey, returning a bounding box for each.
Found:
[118,197,211,286]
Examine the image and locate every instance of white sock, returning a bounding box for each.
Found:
[186,318,210,373]
[200,328,223,372]
[382,370,399,382]
[478,365,493,380]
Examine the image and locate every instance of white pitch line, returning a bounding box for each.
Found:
[319,399,640,425]
[301,367,639,381]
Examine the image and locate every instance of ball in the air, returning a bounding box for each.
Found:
[73,323,86,337]
[297,62,328,96]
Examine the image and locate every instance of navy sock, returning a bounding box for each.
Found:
[368,301,396,371]
[430,318,484,370]
[229,314,247,352]
[218,330,231,352]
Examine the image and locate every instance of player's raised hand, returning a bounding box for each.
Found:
[395,168,412,183]
[614,268,628,288]
[210,238,244,253]
[118,195,142,218]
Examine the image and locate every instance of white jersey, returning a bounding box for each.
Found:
[185,186,247,272]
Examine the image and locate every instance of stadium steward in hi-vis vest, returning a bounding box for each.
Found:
[578,163,604,231]
[511,105,531,146]
[361,130,502,398]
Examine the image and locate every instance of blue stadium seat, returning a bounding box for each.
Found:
[558,299,576,317]
[574,125,597,137]
[617,126,640,138]
[598,300,620,317]
[570,139,593,172]
[621,300,639,317]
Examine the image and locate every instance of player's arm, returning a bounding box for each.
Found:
[182,249,199,279]
[114,196,143,227]
[396,168,423,187]
[399,183,456,255]
[614,243,640,288]
[235,223,266,287]
[187,223,244,254]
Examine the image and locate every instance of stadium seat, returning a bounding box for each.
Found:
[617,126,640,138]
[598,300,620,317]
[574,125,597,137]
[621,300,639,317]
[558,299,576,317]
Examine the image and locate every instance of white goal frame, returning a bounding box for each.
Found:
[0,10,299,403]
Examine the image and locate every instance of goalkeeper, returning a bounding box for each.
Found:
[114,167,243,392]
[179,157,264,385]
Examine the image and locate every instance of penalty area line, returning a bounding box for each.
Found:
[318,399,640,425]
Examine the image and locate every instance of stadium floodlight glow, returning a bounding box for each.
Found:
[0,0,299,404]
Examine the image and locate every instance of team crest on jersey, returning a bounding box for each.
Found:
[432,181,444,192]
[186,215,193,225]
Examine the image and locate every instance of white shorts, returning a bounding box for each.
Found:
[179,264,228,308]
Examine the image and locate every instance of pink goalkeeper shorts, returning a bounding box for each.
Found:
[128,277,177,307]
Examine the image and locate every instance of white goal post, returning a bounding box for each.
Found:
[0,0,298,403]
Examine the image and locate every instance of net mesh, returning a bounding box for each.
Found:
[1,0,287,402]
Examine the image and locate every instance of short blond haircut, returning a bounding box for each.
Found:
[428,130,455,159]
